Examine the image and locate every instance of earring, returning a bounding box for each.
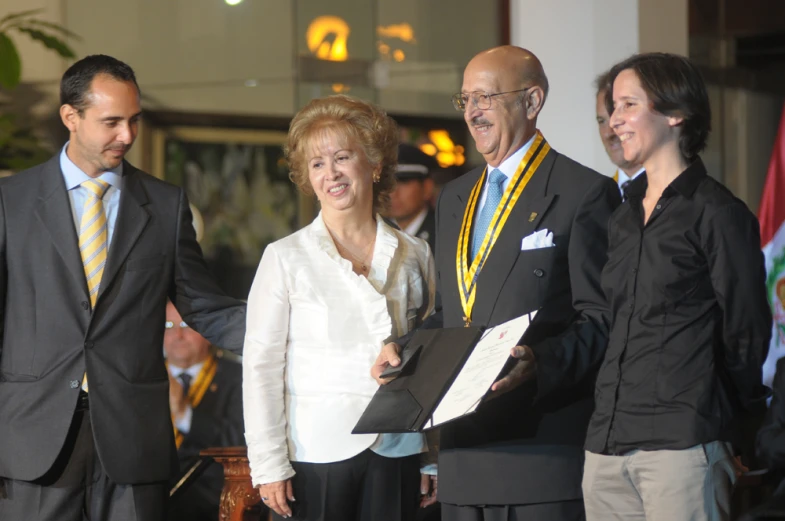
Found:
[373,172,381,183]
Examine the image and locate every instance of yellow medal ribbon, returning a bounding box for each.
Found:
[612,170,619,184]
[171,355,218,448]
[456,131,551,327]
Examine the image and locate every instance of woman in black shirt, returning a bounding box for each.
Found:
[582,52,771,521]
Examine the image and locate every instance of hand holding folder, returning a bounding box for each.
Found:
[354,312,537,434]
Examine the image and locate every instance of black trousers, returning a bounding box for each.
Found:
[271,449,420,521]
[0,402,167,521]
[440,500,585,521]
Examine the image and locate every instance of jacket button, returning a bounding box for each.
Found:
[84,341,94,349]
[69,380,80,389]
[81,301,89,310]
[533,269,545,278]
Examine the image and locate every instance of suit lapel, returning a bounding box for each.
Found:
[471,150,557,326]
[98,163,151,302]
[34,156,89,298]
[442,167,484,309]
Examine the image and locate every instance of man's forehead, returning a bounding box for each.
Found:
[462,71,502,91]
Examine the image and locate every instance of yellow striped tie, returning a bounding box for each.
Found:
[79,178,110,392]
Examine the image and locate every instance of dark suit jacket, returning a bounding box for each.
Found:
[171,355,246,521]
[758,358,785,476]
[433,148,620,505]
[414,207,437,254]
[0,156,246,484]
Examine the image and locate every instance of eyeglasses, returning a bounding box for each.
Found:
[451,88,533,112]
[165,320,190,329]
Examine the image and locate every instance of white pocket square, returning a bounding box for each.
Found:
[521,229,554,251]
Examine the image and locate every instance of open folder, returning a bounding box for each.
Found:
[353,312,536,434]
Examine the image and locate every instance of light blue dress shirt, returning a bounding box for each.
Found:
[472,133,537,247]
[59,143,124,248]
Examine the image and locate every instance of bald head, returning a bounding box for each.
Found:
[461,46,549,166]
[466,46,549,102]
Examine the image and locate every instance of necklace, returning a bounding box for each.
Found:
[327,228,376,274]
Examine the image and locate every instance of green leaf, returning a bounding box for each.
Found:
[0,9,45,28]
[23,20,81,40]
[15,27,76,59]
[0,33,21,89]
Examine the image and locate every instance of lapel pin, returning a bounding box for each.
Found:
[210,383,218,392]
[528,212,538,222]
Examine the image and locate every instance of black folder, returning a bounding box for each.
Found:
[352,326,485,434]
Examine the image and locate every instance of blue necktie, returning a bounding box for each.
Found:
[471,168,506,259]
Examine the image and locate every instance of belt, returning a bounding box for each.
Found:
[75,390,90,411]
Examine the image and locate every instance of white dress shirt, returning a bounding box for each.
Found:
[168,361,205,434]
[402,207,429,237]
[243,213,436,486]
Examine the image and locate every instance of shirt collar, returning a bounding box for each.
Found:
[402,207,429,236]
[59,142,124,191]
[667,158,707,198]
[625,158,706,200]
[486,132,537,181]
[168,360,206,379]
[617,166,646,185]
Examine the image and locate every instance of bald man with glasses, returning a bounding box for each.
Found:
[373,46,620,521]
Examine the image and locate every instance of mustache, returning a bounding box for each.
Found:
[470,117,491,127]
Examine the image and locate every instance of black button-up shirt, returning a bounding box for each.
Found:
[585,158,772,455]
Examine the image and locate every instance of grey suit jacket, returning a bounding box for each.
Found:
[0,155,246,484]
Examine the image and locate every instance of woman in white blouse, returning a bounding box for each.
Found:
[242,95,435,521]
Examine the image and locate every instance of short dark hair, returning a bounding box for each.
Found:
[594,69,612,97]
[604,53,711,160]
[60,54,139,114]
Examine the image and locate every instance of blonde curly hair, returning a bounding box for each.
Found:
[286,95,398,214]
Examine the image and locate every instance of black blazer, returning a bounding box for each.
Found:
[414,207,437,253]
[171,355,246,521]
[433,148,620,506]
[0,156,246,484]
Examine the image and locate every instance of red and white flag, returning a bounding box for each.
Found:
[761,103,785,388]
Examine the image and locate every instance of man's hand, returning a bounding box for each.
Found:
[371,342,402,385]
[420,473,438,508]
[732,455,749,479]
[489,345,537,396]
[168,372,188,421]
[258,479,294,518]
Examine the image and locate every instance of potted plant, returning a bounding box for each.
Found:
[0,8,78,173]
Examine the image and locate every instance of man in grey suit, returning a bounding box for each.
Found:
[0,55,246,521]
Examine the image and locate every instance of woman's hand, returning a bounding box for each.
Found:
[258,479,295,518]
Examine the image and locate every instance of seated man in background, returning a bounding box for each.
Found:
[165,300,250,521]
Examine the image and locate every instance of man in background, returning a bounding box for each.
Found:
[388,143,438,252]
[165,301,250,521]
[595,69,644,195]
